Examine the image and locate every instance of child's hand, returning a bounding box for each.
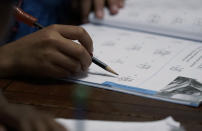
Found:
[0,104,67,131]
[0,125,6,131]
[71,0,125,23]
[0,24,93,78]
[0,92,67,131]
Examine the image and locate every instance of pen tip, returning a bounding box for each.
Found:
[106,66,119,75]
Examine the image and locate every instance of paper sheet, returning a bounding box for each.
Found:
[90,0,202,41]
[56,117,183,131]
[75,24,202,93]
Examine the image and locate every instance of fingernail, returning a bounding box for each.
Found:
[119,2,124,8]
[96,10,104,19]
[90,52,93,57]
[111,5,118,14]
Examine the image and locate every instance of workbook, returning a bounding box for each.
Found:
[66,0,202,107]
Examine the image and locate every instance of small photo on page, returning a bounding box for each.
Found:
[157,76,202,102]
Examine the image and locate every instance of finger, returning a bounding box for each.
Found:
[49,25,93,54]
[81,0,92,23]
[0,125,6,131]
[107,0,119,14]
[119,0,125,8]
[46,32,92,71]
[43,63,72,78]
[56,39,92,71]
[48,120,67,131]
[26,58,71,78]
[41,115,67,131]
[31,119,46,131]
[94,0,105,19]
[16,107,41,131]
[49,51,82,74]
[18,121,32,131]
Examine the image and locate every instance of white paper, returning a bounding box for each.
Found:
[67,0,202,105]
[90,0,202,41]
[75,24,202,93]
[56,117,183,131]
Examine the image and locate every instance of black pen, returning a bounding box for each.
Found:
[14,6,119,75]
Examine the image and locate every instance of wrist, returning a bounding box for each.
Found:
[0,44,15,78]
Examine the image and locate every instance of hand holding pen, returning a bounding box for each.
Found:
[13,7,118,76]
[0,7,118,78]
[0,24,95,78]
[0,6,96,79]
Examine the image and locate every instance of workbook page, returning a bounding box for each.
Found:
[90,0,202,41]
[74,24,202,93]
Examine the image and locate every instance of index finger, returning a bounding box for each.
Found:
[49,25,93,54]
[119,0,125,8]
[94,0,105,19]
[81,0,92,23]
[107,0,119,14]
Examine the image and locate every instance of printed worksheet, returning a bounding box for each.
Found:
[90,0,202,41]
[73,24,202,94]
[67,0,202,106]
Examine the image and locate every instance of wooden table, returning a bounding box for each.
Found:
[1,79,202,130]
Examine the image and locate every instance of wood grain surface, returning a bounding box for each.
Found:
[1,79,202,131]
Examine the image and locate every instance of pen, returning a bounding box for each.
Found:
[13,6,118,75]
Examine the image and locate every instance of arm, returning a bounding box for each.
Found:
[0,91,67,131]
